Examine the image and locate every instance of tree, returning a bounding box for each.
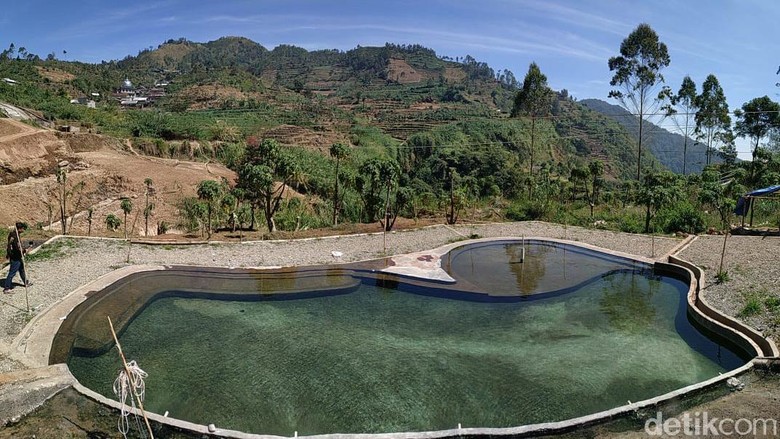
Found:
[636,171,681,233]
[695,74,731,166]
[197,179,222,239]
[661,76,698,175]
[236,138,299,233]
[608,23,670,181]
[54,166,84,235]
[220,192,238,232]
[177,197,207,235]
[378,162,402,231]
[56,166,68,235]
[446,167,460,225]
[734,96,780,184]
[587,160,605,217]
[86,207,94,236]
[143,178,156,236]
[699,168,743,230]
[105,214,121,232]
[569,165,590,201]
[512,62,553,178]
[329,142,349,226]
[356,157,400,228]
[120,198,133,239]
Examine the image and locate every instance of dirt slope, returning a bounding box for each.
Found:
[0,119,235,235]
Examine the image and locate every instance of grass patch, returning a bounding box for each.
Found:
[25,238,77,262]
[739,298,762,318]
[737,287,774,319]
[765,296,780,312]
[714,270,730,284]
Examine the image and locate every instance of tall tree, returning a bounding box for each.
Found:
[329,142,349,226]
[735,96,780,184]
[695,74,731,166]
[608,23,670,181]
[512,62,552,178]
[661,76,698,175]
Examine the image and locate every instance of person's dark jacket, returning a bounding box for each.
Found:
[6,231,23,261]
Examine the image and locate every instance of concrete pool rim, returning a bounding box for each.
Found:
[9,236,780,438]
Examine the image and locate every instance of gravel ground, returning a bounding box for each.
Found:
[0,220,690,373]
[678,234,780,341]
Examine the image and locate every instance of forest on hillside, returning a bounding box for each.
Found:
[1,24,780,253]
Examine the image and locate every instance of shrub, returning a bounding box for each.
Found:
[105,214,121,231]
[660,202,706,234]
[505,200,548,221]
[157,221,170,235]
[617,214,644,234]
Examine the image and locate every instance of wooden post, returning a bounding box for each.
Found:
[14,226,30,314]
[126,207,142,263]
[107,316,155,439]
[718,232,729,275]
[651,233,655,259]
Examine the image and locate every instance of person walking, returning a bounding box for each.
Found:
[4,222,32,294]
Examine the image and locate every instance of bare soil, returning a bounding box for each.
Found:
[387,58,425,83]
[34,66,76,83]
[179,84,251,110]
[0,119,235,235]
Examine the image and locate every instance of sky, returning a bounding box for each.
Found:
[2,0,778,159]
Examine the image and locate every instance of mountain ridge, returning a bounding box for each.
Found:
[580,98,720,174]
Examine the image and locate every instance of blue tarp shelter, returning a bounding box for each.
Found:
[734,184,780,225]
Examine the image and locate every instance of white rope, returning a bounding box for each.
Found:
[113,360,148,439]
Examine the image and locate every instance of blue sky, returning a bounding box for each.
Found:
[2,0,778,159]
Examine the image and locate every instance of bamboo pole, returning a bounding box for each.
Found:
[107,316,155,439]
[126,206,142,264]
[14,226,30,313]
[718,232,729,275]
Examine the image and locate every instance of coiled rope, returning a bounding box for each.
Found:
[113,360,149,438]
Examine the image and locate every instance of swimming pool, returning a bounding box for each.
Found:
[57,240,750,436]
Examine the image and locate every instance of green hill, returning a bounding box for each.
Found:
[0,38,662,182]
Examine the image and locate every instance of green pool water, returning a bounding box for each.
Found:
[68,264,745,435]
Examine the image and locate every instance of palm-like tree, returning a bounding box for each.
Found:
[329,142,349,225]
[120,198,132,239]
[197,180,222,239]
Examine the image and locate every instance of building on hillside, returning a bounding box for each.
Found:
[113,78,165,107]
[119,78,134,94]
[69,97,96,108]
